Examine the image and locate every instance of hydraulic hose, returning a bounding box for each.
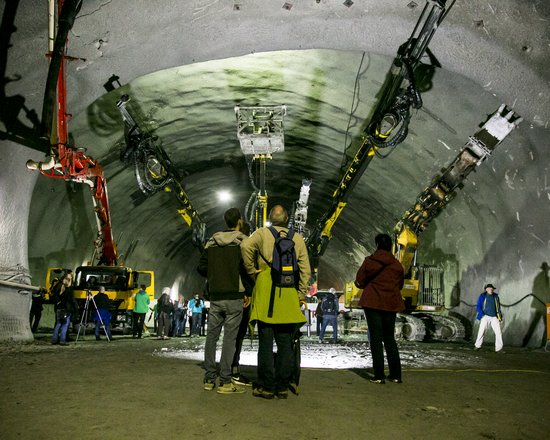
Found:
[40,0,82,147]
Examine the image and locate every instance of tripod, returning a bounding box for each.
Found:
[76,291,111,342]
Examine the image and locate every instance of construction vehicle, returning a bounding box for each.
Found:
[26,0,154,329]
[306,0,455,278]
[115,94,206,249]
[344,105,522,340]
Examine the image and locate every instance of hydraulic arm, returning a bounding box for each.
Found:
[116,95,206,249]
[307,0,454,271]
[394,104,523,275]
[26,0,117,266]
[235,105,287,230]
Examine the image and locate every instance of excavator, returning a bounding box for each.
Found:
[26,0,154,330]
[344,105,522,340]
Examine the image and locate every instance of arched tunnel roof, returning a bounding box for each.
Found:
[2,1,549,345]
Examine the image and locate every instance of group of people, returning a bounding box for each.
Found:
[153,290,206,339]
[44,203,505,395]
[197,205,310,398]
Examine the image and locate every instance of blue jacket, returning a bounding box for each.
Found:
[476,292,502,321]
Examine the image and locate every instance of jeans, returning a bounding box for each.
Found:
[319,314,338,342]
[52,313,71,343]
[174,309,187,336]
[94,320,112,340]
[364,308,401,380]
[257,322,296,393]
[232,305,250,372]
[191,312,202,336]
[204,299,243,384]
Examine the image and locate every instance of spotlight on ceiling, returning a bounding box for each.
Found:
[217,190,233,203]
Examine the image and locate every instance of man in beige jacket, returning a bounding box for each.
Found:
[241,205,311,399]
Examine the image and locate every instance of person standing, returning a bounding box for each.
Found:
[93,286,112,341]
[133,284,150,339]
[51,276,77,346]
[188,293,205,337]
[198,207,248,394]
[474,283,504,352]
[355,233,404,384]
[173,293,188,337]
[319,288,339,344]
[29,288,44,333]
[157,288,174,340]
[241,205,311,399]
[231,221,254,387]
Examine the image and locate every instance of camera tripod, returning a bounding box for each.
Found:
[76,291,111,342]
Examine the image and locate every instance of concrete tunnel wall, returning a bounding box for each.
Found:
[1,0,549,344]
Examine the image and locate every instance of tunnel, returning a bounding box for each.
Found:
[0,0,549,348]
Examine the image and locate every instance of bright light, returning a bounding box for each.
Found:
[217,190,232,203]
[265,221,272,227]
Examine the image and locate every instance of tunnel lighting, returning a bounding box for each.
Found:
[217,190,233,203]
[235,105,287,155]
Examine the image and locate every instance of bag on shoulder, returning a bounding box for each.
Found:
[321,296,336,314]
[268,226,299,288]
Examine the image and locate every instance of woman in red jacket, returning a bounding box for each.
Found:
[355,234,405,384]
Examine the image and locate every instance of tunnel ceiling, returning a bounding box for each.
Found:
[10,0,548,294]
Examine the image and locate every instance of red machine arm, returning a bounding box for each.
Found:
[26,0,118,266]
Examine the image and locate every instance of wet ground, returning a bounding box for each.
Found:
[0,331,548,440]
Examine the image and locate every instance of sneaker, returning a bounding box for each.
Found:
[203,381,215,391]
[369,378,385,384]
[387,378,402,383]
[231,374,252,387]
[252,387,274,399]
[217,383,245,394]
[288,382,300,396]
[276,390,288,399]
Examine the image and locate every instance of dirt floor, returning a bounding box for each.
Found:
[0,331,549,440]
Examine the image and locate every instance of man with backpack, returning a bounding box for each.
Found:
[319,288,339,344]
[197,207,248,394]
[241,205,311,399]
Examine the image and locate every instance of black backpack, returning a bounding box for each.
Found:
[268,226,300,289]
[322,295,337,314]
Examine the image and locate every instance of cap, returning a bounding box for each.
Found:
[484,283,496,290]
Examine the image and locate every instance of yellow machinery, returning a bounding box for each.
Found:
[45,267,154,331]
[306,0,454,281]
[116,94,206,249]
[345,105,522,340]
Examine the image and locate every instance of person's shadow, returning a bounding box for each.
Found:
[522,262,550,347]
[0,0,44,152]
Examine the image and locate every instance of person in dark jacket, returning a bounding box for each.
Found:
[93,286,112,341]
[29,289,45,333]
[51,276,78,346]
[355,233,405,384]
[157,288,174,340]
[197,207,247,394]
[319,288,339,343]
[230,221,254,386]
[474,283,504,352]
